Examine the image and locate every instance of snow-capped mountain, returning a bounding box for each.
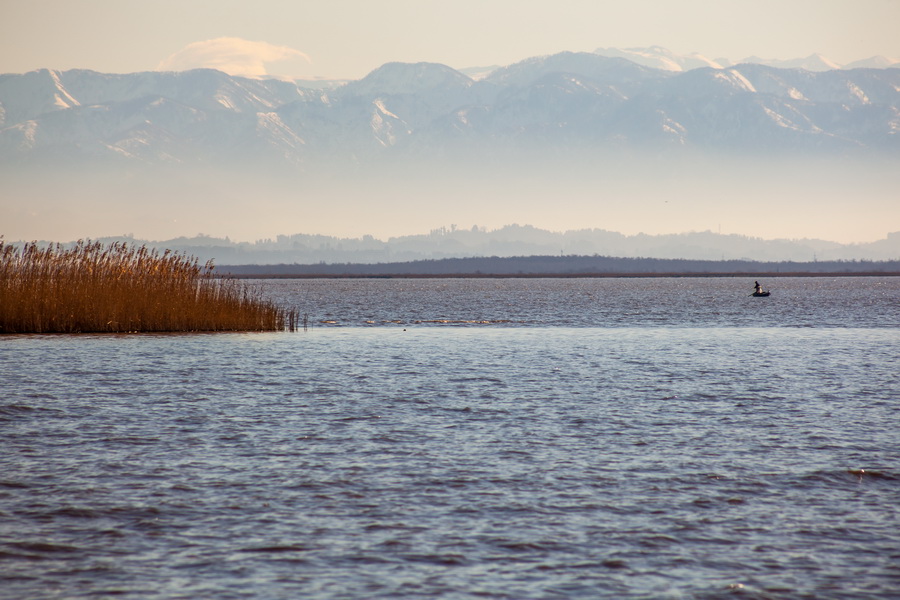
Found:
[594,46,900,72]
[737,53,843,72]
[844,56,900,70]
[1,52,898,167]
[594,46,725,71]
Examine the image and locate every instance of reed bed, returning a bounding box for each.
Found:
[0,240,298,334]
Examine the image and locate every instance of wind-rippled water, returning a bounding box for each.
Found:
[2,277,898,599]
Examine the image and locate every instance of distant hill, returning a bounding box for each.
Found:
[26,226,900,265]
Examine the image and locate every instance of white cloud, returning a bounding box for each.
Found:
[157,37,311,78]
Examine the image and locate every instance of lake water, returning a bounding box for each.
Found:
[2,277,898,599]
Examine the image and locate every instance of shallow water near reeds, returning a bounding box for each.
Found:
[2,277,899,599]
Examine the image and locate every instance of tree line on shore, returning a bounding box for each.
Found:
[217,254,900,277]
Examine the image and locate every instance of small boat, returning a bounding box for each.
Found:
[751,281,770,297]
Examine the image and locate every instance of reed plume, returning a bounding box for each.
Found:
[0,239,297,333]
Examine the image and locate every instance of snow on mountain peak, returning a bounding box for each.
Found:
[844,55,900,70]
[722,68,756,93]
[594,46,724,72]
[343,62,473,97]
[594,46,899,73]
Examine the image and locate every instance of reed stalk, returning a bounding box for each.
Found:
[0,239,297,334]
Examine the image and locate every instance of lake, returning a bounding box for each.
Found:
[2,277,898,599]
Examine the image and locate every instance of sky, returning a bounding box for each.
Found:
[1,0,899,80]
[1,0,899,246]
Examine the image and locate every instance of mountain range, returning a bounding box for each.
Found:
[63,226,900,265]
[592,46,900,72]
[2,49,899,167]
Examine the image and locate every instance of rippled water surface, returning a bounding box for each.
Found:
[2,278,899,599]
[261,276,900,329]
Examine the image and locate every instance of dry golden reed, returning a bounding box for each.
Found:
[0,239,298,334]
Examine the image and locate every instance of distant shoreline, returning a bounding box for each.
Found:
[220,271,900,279]
[216,254,900,279]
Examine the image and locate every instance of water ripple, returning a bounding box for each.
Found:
[1,283,898,599]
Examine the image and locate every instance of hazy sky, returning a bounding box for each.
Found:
[2,0,899,79]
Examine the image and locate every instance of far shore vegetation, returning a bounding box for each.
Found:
[0,240,298,334]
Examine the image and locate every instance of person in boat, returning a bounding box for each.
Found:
[754,281,763,295]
